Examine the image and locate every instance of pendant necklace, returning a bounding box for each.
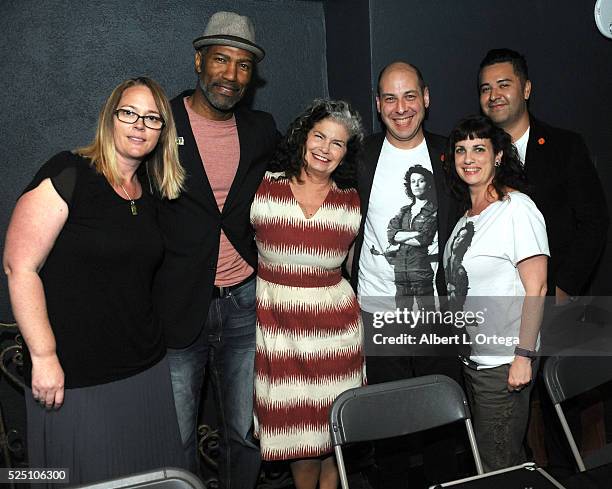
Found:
[298,202,315,218]
[119,184,138,216]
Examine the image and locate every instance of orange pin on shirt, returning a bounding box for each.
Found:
[538,137,545,145]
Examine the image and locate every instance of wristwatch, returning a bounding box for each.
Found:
[514,346,537,359]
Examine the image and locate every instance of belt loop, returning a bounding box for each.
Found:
[212,273,255,299]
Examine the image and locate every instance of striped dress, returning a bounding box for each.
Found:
[250,171,365,461]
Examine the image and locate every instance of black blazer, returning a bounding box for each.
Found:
[524,116,608,295]
[154,91,279,348]
[351,131,458,296]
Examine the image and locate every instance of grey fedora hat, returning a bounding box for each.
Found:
[193,11,265,62]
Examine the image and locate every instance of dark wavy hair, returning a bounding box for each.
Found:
[450,221,475,258]
[444,114,528,213]
[404,164,436,204]
[269,99,364,189]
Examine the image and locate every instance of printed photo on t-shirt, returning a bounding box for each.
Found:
[369,164,438,307]
[358,139,442,311]
[445,220,475,312]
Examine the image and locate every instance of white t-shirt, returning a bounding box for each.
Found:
[443,191,549,367]
[358,138,439,311]
[514,127,530,164]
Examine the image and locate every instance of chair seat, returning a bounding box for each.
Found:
[75,468,205,489]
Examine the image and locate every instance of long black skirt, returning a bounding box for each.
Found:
[26,356,187,487]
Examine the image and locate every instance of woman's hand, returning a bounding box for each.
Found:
[555,286,571,305]
[31,353,65,409]
[507,356,532,392]
[32,353,64,409]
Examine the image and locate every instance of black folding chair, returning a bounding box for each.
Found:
[74,468,205,489]
[544,355,612,472]
[430,462,567,488]
[329,375,483,489]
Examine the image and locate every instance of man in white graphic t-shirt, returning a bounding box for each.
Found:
[350,62,461,487]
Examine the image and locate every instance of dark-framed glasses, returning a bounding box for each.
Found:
[114,108,165,130]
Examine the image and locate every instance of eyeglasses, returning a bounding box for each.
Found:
[114,109,165,130]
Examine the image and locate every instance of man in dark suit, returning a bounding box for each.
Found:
[478,48,608,302]
[351,61,460,487]
[478,48,609,470]
[154,11,278,489]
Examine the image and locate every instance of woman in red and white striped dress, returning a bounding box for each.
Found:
[251,99,365,489]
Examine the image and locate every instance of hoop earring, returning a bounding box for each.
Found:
[494,160,501,167]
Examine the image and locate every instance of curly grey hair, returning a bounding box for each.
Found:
[271,98,364,188]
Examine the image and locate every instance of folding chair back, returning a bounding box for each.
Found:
[74,468,205,489]
[544,355,612,471]
[330,375,483,488]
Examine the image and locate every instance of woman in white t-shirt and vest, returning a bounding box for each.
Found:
[443,115,549,472]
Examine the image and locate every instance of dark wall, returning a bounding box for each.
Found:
[324,0,374,133]
[367,0,612,293]
[3,0,611,321]
[0,0,327,321]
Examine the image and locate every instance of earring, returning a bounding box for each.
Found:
[494,160,501,167]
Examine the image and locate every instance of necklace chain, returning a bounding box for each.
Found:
[297,201,315,217]
[291,178,331,219]
[119,184,138,216]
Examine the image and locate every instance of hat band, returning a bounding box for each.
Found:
[194,34,261,50]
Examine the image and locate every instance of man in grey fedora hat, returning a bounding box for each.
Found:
[154,11,278,488]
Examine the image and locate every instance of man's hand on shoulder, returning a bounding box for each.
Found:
[555,286,571,305]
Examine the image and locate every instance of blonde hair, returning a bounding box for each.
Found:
[75,77,185,199]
